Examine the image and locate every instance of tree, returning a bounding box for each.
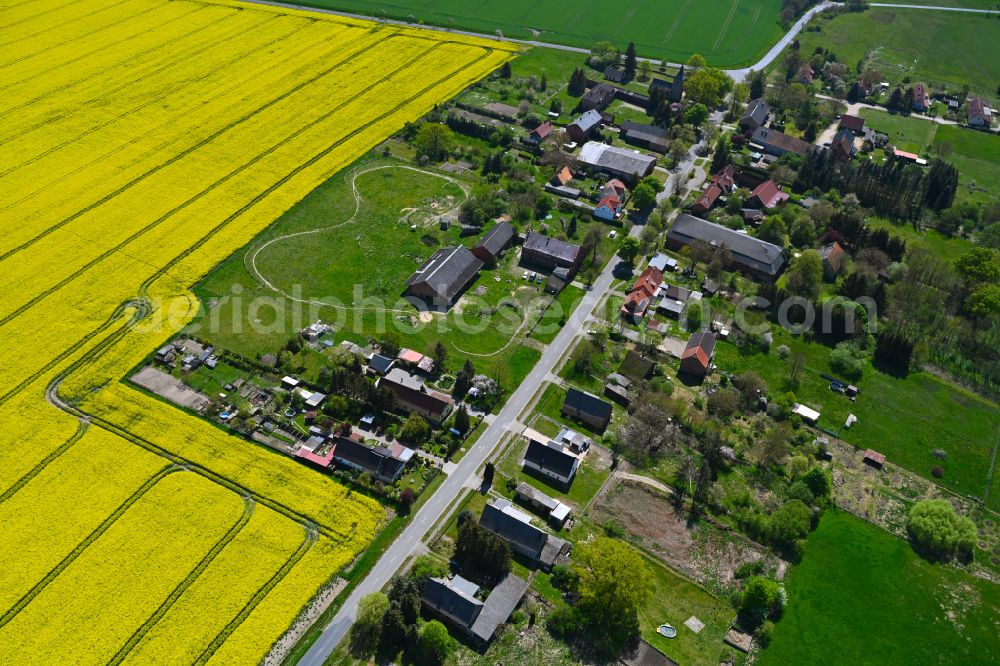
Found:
[684,67,734,107]
[757,217,788,246]
[686,53,707,68]
[768,499,812,558]
[453,359,475,398]
[399,487,415,514]
[740,576,782,629]
[431,340,447,371]
[802,467,831,500]
[497,61,511,79]
[630,182,658,211]
[567,214,578,238]
[710,136,730,173]
[686,300,704,330]
[413,123,453,162]
[419,620,455,665]
[582,225,604,264]
[907,499,976,561]
[786,249,823,300]
[623,42,637,80]
[955,247,1000,285]
[378,330,403,357]
[590,41,619,68]
[454,519,511,582]
[539,70,548,91]
[568,67,587,96]
[757,423,791,468]
[400,414,430,443]
[572,537,652,657]
[618,236,641,263]
[683,102,709,126]
[789,351,806,387]
[638,59,652,82]
[483,461,495,487]
[749,70,765,100]
[349,591,389,656]
[965,284,1000,319]
[453,403,470,433]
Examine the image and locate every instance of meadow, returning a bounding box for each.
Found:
[0,0,514,662]
[760,510,1000,665]
[715,330,1000,506]
[192,158,547,389]
[792,8,1000,97]
[300,0,785,65]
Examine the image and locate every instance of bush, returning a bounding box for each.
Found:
[734,559,765,580]
[707,389,740,417]
[546,605,584,638]
[801,466,831,500]
[768,499,812,558]
[931,466,944,478]
[740,576,782,628]
[907,499,976,561]
[550,564,578,592]
[829,341,866,379]
[786,480,815,505]
[418,620,455,665]
[756,619,775,647]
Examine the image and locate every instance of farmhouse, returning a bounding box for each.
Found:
[621,266,663,321]
[525,121,554,147]
[746,179,790,210]
[750,127,813,157]
[830,128,857,161]
[619,121,670,153]
[679,331,716,377]
[691,164,737,214]
[839,114,865,134]
[912,83,929,112]
[471,220,514,265]
[577,141,657,181]
[820,241,847,280]
[405,246,483,306]
[739,98,770,132]
[665,214,786,281]
[421,574,530,646]
[514,482,572,528]
[594,192,623,221]
[649,66,684,102]
[521,231,582,273]
[580,83,617,112]
[968,97,991,127]
[567,109,603,143]
[331,434,412,483]
[376,367,454,424]
[562,387,613,432]
[479,499,569,570]
[523,437,581,487]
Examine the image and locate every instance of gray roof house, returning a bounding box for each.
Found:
[479,499,569,570]
[665,214,786,281]
[750,127,813,157]
[562,387,613,432]
[471,220,514,264]
[619,121,670,153]
[577,141,657,181]
[521,231,582,272]
[523,438,581,487]
[406,246,483,306]
[568,109,603,143]
[421,574,530,646]
[739,98,770,132]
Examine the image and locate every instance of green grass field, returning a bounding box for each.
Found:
[866,216,976,263]
[496,436,611,509]
[715,330,1000,505]
[791,8,1000,97]
[190,157,547,388]
[298,0,785,65]
[760,510,1000,666]
[858,108,938,154]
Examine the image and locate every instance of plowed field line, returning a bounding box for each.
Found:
[0,0,110,33]
[0,28,392,264]
[662,0,692,44]
[0,465,180,628]
[0,41,441,327]
[0,421,87,504]
[106,495,256,666]
[0,17,311,180]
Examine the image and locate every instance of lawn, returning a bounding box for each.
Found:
[714,329,1000,504]
[496,436,611,509]
[933,124,1000,203]
[297,0,786,65]
[191,157,546,390]
[866,216,975,263]
[533,382,616,437]
[788,8,1000,97]
[760,510,1000,666]
[532,285,586,345]
[858,108,938,155]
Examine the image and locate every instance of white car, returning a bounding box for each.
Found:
[522,271,529,279]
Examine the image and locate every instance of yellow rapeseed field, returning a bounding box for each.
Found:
[0,0,515,662]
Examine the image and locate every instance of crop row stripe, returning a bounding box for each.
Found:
[0,14,313,181]
[0,464,180,628]
[0,0,114,34]
[0,7,256,138]
[0,421,87,505]
[0,25,393,264]
[0,38,448,326]
[0,1,203,85]
[192,524,317,665]
[0,19,341,216]
[105,494,256,666]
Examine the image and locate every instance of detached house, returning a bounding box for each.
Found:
[479,499,570,570]
[968,97,992,127]
[471,220,514,265]
[747,179,790,210]
[377,367,454,424]
[422,574,529,646]
[912,83,930,112]
[691,164,736,215]
[820,241,846,280]
[561,387,613,432]
[679,331,717,378]
[621,265,663,322]
[523,437,581,487]
[567,109,603,143]
[405,246,483,306]
[739,98,770,133]
[526,121,554,147]
[521,232,582,273]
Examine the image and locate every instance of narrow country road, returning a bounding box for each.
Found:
[299,223,642,666]
[871,3,999,13]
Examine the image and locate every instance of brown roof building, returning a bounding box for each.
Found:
[679,332,716,378]
[521,231,582,273]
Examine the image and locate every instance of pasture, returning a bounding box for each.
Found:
[760,510,1000,666]
[791,8,1000,97]
[300,0,786,65]
[0,0,513,662]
